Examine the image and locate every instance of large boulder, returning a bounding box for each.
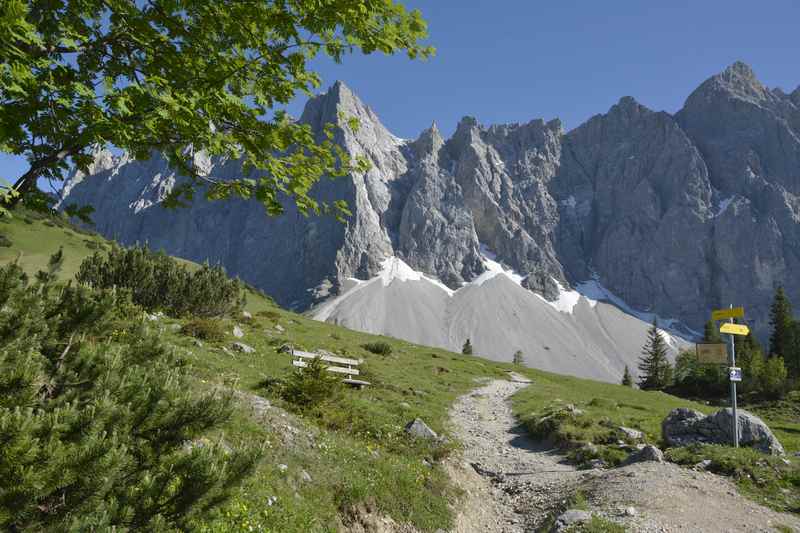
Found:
[662,407,784,455]
[661,408,708,446]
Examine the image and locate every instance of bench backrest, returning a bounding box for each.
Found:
[290,348,362,376]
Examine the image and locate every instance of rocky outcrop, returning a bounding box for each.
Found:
[662,407,785,455]
[59,62,800,340]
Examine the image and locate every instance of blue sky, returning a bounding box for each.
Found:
[3,0,799,186]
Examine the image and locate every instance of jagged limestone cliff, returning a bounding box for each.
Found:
[60,62,800,345]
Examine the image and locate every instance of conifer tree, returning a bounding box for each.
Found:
[621,365,634,387]
[0,261,258,530]
[769,286,793,357]
[637,319,673,390]
[462,338,473,355]
[513,350,524,365]
[703,319,722,343]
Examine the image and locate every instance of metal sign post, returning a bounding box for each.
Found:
[713,305,747,449]
[728,308,739,448]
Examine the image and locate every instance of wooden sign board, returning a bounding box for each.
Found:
[720,323,750,336]
[696,343,728,364]
[712,307,744,321]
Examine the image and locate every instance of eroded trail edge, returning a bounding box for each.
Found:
[446,374,800,533]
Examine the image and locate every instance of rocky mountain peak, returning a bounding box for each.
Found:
[299,81,395,143]
[412,121,445,157]
[606,95,652,124]
[722,60,758,82]
[684,61,771,107]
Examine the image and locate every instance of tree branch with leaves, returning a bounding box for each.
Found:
[0,0,433,217]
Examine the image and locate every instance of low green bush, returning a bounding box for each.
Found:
[77,245,245,317]
[362,341,393,356]
[0,233,11,247]
[181,318,227,342]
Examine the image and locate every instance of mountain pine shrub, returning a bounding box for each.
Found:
[76,245,244,318]
[0,262,258,530]
[362,341,392,355]
[181,318,227,342]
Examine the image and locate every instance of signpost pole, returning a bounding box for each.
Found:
[728,306,739,448]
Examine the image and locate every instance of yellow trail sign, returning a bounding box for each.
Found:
[712,307,744,321]
[720,323,750,336]
[696,343,728,364]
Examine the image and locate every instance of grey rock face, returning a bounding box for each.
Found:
[397,123,484,286]
[662,407,784,455]
[554,96,715,327]
[676,61,800,335]
[59,62,800,340]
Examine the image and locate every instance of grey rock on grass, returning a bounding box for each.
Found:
[404,418,438,440]
[553,509,591,531]
[622,445,664,465]
[231,342,255,354]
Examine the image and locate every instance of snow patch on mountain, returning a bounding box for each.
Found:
[574,276,700,341]
[378,257,454,295]
[474,245,524,286]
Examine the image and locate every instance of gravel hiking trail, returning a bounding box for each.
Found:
[446,373,800,533]
[446,373,585,531]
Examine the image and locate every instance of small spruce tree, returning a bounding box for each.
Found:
[462,338,473,355]
[621,365,634,387]
[637,319,673,390]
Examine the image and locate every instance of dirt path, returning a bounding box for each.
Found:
[446,373,800,533]
[446,373,586,531]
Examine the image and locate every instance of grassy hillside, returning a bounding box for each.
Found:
[3,209,799,529]
[1,210,514,531]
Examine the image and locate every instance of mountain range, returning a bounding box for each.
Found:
[59,62,800,380]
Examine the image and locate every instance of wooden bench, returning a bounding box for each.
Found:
[288,347,371,388]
